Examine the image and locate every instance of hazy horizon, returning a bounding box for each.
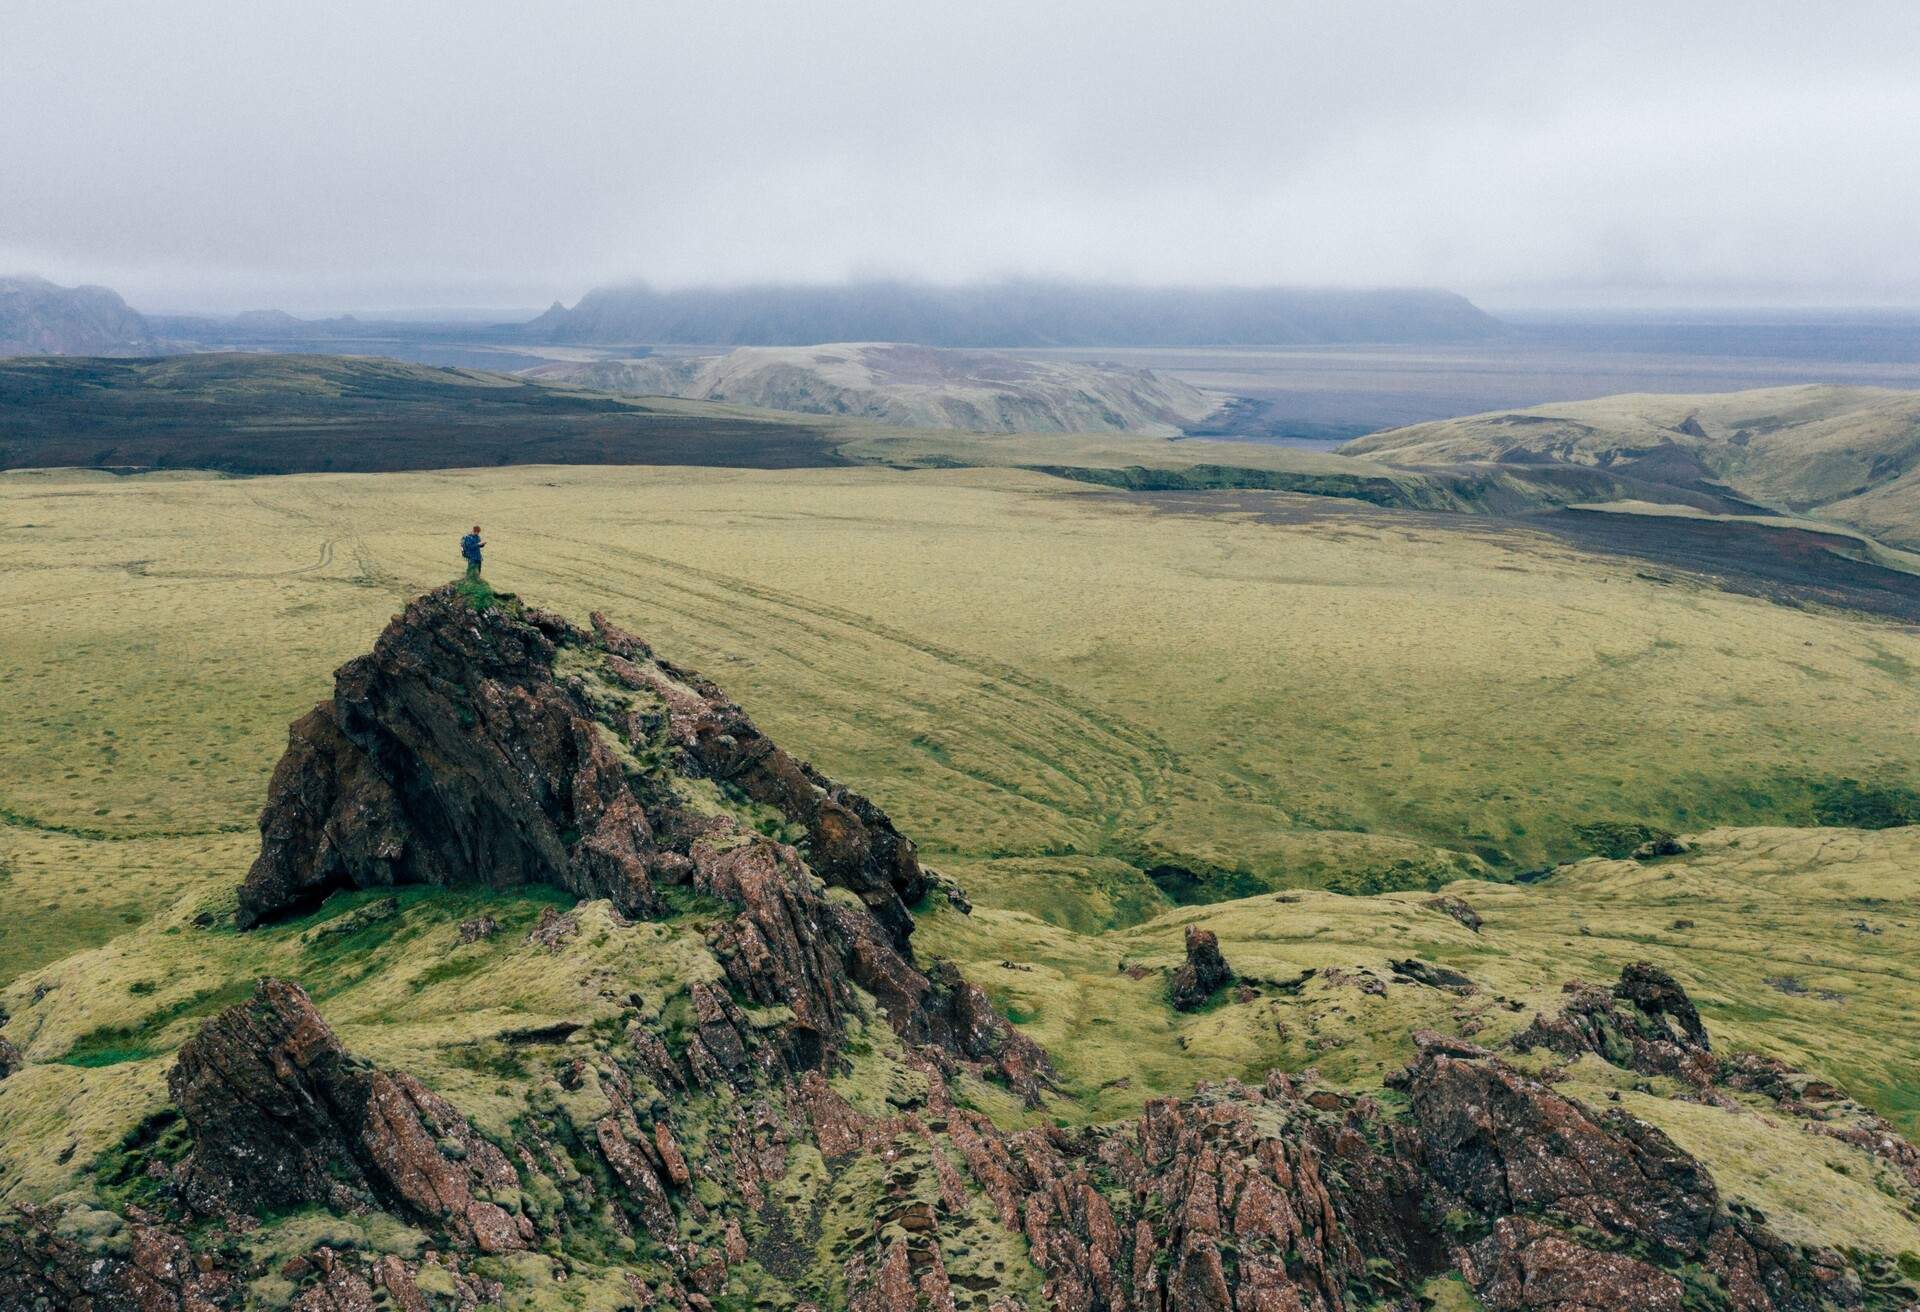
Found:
[7,1,1920,315]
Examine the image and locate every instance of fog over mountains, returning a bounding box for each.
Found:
[526,280,1501,348]
[0,276,156,356]
[1,275,1508,357]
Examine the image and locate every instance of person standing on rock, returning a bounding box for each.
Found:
[461,525,485,578]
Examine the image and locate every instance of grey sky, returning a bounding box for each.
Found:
[4,0,1917,313]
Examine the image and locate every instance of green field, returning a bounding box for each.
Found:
[4,462,1920,1270]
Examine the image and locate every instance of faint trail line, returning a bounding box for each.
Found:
[521,539,1180,836]
[0,800,250,842]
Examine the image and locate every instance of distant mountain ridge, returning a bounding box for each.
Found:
[0,275,156,356]
[527,278,1502,347]
[525,342,1223,434]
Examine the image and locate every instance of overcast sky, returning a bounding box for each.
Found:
[4,1,1917,313]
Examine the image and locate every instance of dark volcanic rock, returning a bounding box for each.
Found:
[0,1202,235,1312]
[168,978,530,1252]
[1390,956,1476,991]
[236,587,1047,1112]
[1169,925,1233,1011]
[609,615,929,949]
[1462,1216,1688,1311]
[237,587,925,945]
[0,1033,20,1079]
[1408,1041,1717,1253]
[1424,893,1483,932]
[1613,960,1709,1049]
[1514,961,1715,1085]
[237,591,665,928]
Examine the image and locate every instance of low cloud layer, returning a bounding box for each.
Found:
[4,0,1916,312]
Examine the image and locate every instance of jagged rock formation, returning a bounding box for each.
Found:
[1168,925,1234,1011]
[0,1201,237,1311]
[234,586,1045,1096]
[237,587,926,945]
[0,1033,20,1079]
[169,977,532,1251]
[1516,962,1920,1222]
[9,1005,1903,1309]
[1424,893,1483,932]
[1515,960,1715,1084]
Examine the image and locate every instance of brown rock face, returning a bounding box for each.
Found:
[233,587,1047,1099]
[644,634,929,948]
[1168,925,1233,1011]
[236,588,925,942]
[1409,1043,1718,1255]
[0,1203,235,1312]
[1462,1217,1688,1312]
[168,978,530,1252]
[1424,893,1483,932]
[1513,961,1716,1085]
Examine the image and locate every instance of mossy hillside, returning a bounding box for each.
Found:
[5,466,1920,1293]
[1547,1057,1920,1260]
[7,465,1920,961]
[0,874,721,1201]
[921,827,1920,1194]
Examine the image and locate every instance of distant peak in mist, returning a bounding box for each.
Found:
[531,278,1502,348]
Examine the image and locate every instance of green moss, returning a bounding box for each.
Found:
[59,978,255,1066]
[1809,778,1920,830]
[455,575,503,612]
[1574,821,1676,860]
[93,1109,192,1209]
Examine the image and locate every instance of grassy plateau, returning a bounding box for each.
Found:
[2,460,1919,1294]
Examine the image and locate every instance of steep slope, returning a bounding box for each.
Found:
[528,279,1503,347]
[528,342,1222,435]
[1343,384,1920,545]
[4,585,1918,1309]
[0,275,156,356]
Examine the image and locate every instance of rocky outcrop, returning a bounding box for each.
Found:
[1514,961,1715,1085]
[237,588,926,946]
[1424,893,1483,932]
[1410,1033,1867,1311]
[168,978,532,1252]
[234,586,1046,1099]
[1168,925,1233,1011]
[640,626,929,948]
[0,1032,20,1079]
[853,1028,1881,1312]
[0,1202,235,1312]
[1519,963,1920,1223]
[236,594,669,928]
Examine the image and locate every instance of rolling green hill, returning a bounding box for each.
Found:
[1344,383,1920,546]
